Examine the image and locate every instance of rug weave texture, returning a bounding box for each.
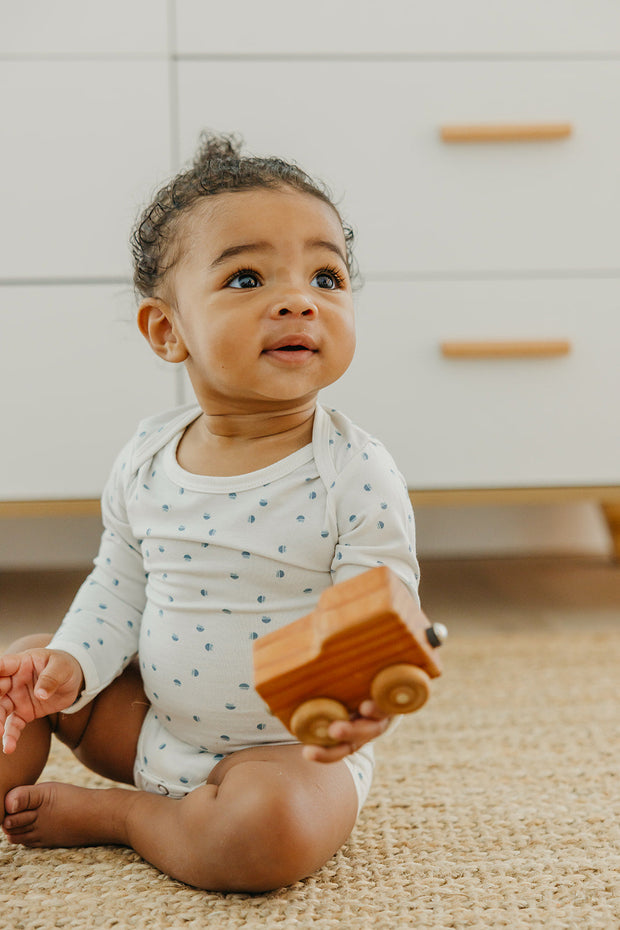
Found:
[1,623,618,929]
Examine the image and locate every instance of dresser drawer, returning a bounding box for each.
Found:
[178,59,620,277]
[322,278,620,489]
[175,0,620,56]
[0,286,177,500]
[0,61,170,281]
[1,0,168,55]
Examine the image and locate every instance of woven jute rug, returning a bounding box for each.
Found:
[1,616,618,929]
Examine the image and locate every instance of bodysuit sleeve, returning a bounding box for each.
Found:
[329,439,420,604]
[48,439,147,712]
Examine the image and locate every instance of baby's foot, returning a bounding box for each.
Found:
[2,782,128,848]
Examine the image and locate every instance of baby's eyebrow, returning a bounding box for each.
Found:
[210,238,347,268]
[210,241,273,267]
[305,239,347,266]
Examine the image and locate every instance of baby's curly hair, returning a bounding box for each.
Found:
[131,131,356,299]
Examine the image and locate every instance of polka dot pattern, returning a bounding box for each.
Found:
[50,404,419,796]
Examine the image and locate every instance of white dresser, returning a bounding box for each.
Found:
[2,1,619,554]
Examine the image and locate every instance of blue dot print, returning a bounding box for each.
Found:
[51,404,419,800]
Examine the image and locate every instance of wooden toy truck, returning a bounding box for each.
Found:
[253,565,447,746]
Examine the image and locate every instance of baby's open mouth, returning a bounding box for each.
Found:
[264,337,319,355]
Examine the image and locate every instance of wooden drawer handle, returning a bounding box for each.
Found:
[440,340,572,359]
[440,123,572,143]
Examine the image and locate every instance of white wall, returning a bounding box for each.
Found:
[0,1,616,567]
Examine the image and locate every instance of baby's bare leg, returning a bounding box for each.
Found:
[2,637,147,843]
[1,635,144,805]
[0,715,51,815]
[4,744,359,892]
[128,745,360,890]
[59,658,148,786]
[3,644,357,891]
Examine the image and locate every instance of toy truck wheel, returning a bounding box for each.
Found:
[289,698,350,746]
[371,664,430,715]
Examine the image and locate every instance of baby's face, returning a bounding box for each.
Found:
[167,186,356,415]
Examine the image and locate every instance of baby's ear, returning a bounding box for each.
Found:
[137,298,188,363]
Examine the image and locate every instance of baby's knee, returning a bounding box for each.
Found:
[199,773,332,891]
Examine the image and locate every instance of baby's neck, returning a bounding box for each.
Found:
[177,404,316,477]
[202,405,314,440]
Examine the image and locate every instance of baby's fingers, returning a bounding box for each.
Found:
[0,692,16,730]
[358,699,390,720]
[0,656,22,680]
[32,651,81,705]
[33,668,62,702]
[302,742,354,764]
[302,712,392,764]
[1,713,26,755]
[328,714,390,747]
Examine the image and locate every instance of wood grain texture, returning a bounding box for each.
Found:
[253,566,442,737]
[440,122,573,143]
[440,339,572,359]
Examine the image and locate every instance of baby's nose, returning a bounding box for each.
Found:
[271,291,318,318]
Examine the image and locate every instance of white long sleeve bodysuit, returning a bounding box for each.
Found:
[50,403,419,807]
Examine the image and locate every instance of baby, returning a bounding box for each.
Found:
[0,133,420,892]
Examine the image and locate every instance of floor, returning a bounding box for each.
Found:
[419,554,620,634]
[2,556,619,650]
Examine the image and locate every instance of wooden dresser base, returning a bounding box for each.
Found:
[2,487,620,560]
[410,486,620,562]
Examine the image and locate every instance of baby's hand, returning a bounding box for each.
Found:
[301,700,391,764]
[0,648,84,754]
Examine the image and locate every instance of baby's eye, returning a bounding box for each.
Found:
[311,269,344,290]
[226,270,261,289]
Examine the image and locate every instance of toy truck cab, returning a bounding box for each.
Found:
[253,566,446,746]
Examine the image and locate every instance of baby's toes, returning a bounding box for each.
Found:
[3,807,38,835]
[2,785,45,845]
[4,783,41,815]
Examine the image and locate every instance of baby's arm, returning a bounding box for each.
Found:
[46,440,147,712]
[0,648,84,754]
[307,439,420,763]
